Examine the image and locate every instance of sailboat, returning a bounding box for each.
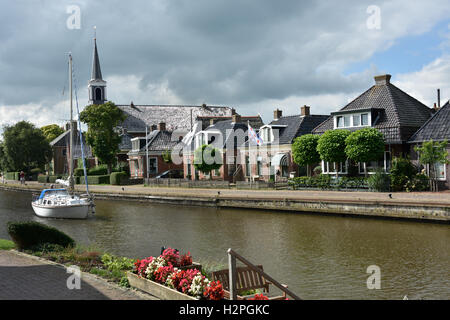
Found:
[31,53,95,219]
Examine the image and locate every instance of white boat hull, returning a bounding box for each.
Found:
[31,202,90,219]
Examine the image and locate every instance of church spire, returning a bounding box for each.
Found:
[91,38,103,80]
[88,33,107,105]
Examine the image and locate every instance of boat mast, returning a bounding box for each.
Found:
[69,53,75,193]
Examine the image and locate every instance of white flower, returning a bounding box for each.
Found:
[188,274,210,296]
[145,257,167,279]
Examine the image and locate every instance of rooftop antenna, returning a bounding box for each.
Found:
[437,88,441,108]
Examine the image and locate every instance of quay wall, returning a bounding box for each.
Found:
[1,183,449,223]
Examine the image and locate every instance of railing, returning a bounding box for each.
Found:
[227,248,302,300]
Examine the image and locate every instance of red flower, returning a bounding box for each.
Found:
[180,251,193,267]
[134,257,153,277]
[203,281,224,300]
[154,265,174,284]
[161,248,180,267]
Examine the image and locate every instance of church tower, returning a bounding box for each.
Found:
[88,38,107,105]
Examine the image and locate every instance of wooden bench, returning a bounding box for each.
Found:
[211,265,288,300]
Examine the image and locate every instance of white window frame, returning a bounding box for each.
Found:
[427,162,446,181]
[322,160,348,174]
[358,151,391,174]
[334,112,371,129]
[148,156,158,175]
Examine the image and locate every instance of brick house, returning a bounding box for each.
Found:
[408,101,450,189]
[182,113,263,182]
[127,122,183,179]
[242,106,329,181]
[312,74,434,175]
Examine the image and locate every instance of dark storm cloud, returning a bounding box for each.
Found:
[0,0,448,112]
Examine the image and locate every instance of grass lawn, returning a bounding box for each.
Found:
[0,239,15,250]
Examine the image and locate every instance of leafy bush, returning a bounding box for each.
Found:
[79,175,110,185]
[37,175,49,183]
[390,157,416,191]
[367,169,390,192]
[405,174,430,192]
[7,221,75,251]
[30,168,42,175]
[48,175,62,183]
[74,168,85,177]
[289,175,368,190]
[101,253,135,273]
[88,165,108,176]
[110,171,128,185]
[5,172,19,180]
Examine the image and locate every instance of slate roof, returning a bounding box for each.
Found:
[128,130,181,155]
[117,104,233,133]
[269,114,329,145]
[50,130,92,158]
[205,119,249,149]
[197,115,264,130]
[312,75,433,143]
[408,101,450,143]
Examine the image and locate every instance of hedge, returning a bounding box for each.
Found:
[74,168,85,177]
[289,175,369,190]
[79,175,110,185]
[7,221,75,251]
[88,165,108,176]
[110,172,128,185]
[5,172,19,180]
[37,175,49,183]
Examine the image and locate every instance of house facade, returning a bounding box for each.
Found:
[127,122,184,179]
[242,106,329,182]
[408,101,450,189]
[312,74,434,176]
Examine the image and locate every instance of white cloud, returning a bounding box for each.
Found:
[394,55,450,107]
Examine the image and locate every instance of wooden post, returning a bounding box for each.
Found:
[227,248,237,300]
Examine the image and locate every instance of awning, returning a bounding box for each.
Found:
[271,153,288,167]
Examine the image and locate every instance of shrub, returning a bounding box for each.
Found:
[48,175,62,183]
[110,172,128,185]
[390,157,416,191]
[37,175,49,183]
[405,174,430,192]
[88,165,108,176]
[30,168,42,175]
[367,169,390,192]
[7,221,75,251]
[74,168,85,177]
[79,175,110,185]
[5,172,19,180]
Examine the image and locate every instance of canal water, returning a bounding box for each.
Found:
[0,189,448,299]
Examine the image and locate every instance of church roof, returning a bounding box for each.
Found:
[117,104,233,133]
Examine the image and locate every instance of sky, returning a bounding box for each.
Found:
[0,0,449,132]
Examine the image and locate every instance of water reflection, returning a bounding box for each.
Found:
[0,189,448,299]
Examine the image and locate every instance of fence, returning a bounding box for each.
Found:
[145,178,230,189]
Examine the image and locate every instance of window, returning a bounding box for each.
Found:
[187,159,191,177]
[334,112,370,129]
[361,113,369,126]
[431,162,446,180]
[148,157,157,175]
[358,151,390,174]
[322,161,348,174]
[245,156,250,176]
[257,160,262,176]
[95,88,102,101]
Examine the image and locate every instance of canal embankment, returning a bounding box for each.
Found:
[1,180,449,222]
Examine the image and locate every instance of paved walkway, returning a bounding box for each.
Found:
[0,250,157,300]
[1,180,449,206]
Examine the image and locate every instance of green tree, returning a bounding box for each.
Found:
[414,139,449,192]
[79,102,126,173]
[390,156,416,192]
[40,124,65,143]
[345,128,385,177]
[317,129,350,178]
[193,144,222,179]
[292,134,320,176]
[1,121,52,172]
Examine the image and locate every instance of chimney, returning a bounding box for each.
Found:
[130,101,134,108]
[301,105,310,116]
[151,124,157,131]
[202,103,207,108]
[232,113,241,123]
[157,122,166,131]
[433,103,438,111]
[374,74,391,85]
[437,89,441,108]
[231,108,236,115]
[274,109,282,120]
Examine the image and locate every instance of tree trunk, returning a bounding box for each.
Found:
[306,164,310,177]
[364,162,368,178]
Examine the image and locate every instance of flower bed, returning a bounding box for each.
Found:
[129,248,224,300]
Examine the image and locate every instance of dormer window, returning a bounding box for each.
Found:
[334,112,371,129]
